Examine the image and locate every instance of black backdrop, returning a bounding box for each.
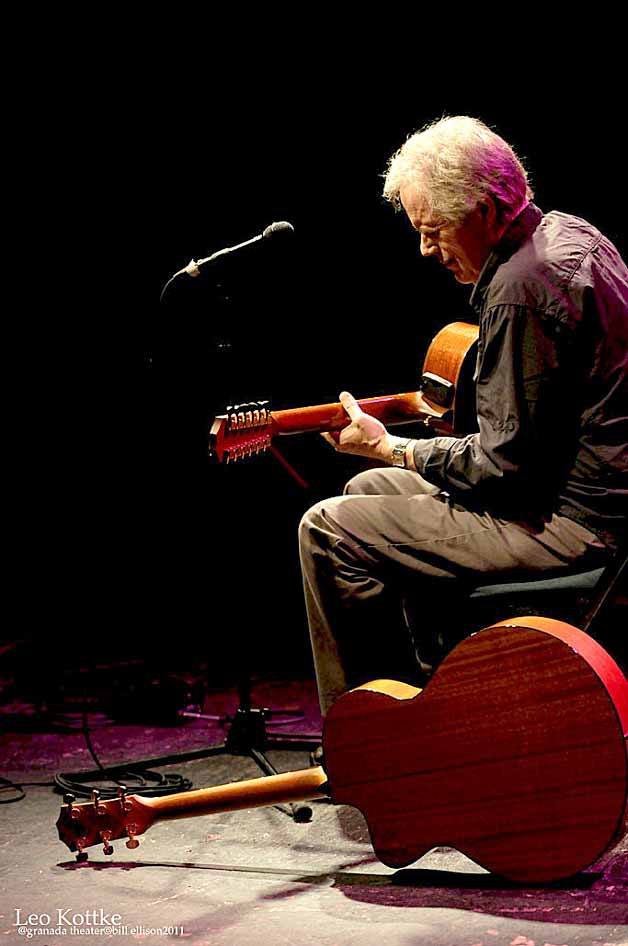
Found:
[23,75,625,679]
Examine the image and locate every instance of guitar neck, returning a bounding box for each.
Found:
[142,766,328,824]
[209,322,478,464]
[271,391,452,437]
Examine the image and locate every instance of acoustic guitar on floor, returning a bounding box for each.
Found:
[57,616,628,883]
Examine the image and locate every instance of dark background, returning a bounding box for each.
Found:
[18,71,625,682]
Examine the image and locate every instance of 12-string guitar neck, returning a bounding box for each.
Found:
[209,321,479,464]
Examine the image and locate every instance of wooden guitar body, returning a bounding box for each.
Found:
[324,616,627,882]
[56,617,627,884]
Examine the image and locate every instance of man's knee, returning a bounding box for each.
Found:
[299,501,323,548]
[344,469,382,495]
[299,498,343,556]
[344,466,439,497]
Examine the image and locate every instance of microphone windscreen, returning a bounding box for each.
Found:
[262,221,295,238]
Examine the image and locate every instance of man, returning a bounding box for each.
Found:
[300,116,627,716]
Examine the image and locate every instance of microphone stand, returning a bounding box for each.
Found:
[151,239,321,821]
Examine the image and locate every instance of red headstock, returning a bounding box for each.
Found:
[209,401,273,463]
[56,788,155,860]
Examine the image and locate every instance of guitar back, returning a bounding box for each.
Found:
[323,618,627,883]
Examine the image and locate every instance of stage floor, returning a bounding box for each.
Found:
[1,677,626,946]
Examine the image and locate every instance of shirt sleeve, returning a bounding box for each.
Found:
[411,303,563,514]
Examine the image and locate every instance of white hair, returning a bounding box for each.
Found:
[383,116,534,225]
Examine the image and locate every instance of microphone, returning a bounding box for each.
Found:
[162,220,294,290]
[261,221,294,239]
[159,221,294,302]
[186,220,294,276]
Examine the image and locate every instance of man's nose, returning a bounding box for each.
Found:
[420,234,439,258]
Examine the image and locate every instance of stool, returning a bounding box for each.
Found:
[469,566,605,622]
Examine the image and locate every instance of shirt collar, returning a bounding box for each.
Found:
[470,202,544,313]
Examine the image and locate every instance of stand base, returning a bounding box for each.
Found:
[204,706,321,821]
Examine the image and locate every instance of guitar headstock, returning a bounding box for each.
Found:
[209,401,273,463]
[56,787,155,860]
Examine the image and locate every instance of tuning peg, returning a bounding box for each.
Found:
[125,824,140,849]
[63,792,80,820]
[117,784,131,813]
[75,838,89,862]
[91,789,106,816]
[100,830,114,856]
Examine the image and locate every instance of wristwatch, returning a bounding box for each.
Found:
[391,439,411,468]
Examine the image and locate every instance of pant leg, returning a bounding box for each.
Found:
[299,467,607,714]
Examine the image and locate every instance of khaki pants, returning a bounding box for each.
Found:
[299,467,607,714]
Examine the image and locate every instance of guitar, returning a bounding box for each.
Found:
[57,616,628,883]
[209,320,479,463]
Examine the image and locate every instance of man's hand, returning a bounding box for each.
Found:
[321,391,395,462]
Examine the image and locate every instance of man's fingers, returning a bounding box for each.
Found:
[339,390,362,421]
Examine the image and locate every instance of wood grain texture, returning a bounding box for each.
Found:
[323,620,627,883]
[492,615,628,734]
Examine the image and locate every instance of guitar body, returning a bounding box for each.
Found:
[323,616,628,882]
[56,617,627,883]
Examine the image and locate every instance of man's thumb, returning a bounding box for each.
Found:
[339,391,361,420]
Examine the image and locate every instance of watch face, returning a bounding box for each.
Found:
[392,445,406,467]
[392,441,410,468]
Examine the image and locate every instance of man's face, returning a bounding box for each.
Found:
[399,183,501,285]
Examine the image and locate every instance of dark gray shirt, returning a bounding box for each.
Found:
[412,203,628,551]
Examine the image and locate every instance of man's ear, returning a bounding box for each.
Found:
[478,196,497,221]
[477,196,502,235]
